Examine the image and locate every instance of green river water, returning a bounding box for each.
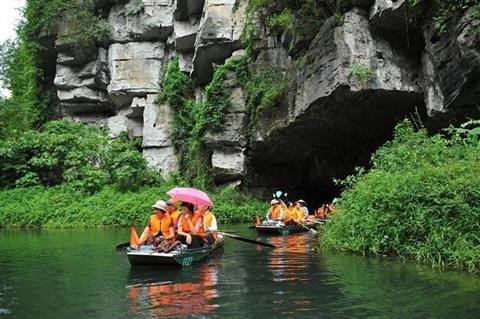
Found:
[1,225,479,318]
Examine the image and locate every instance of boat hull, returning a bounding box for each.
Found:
[127,238,225,267]
[255,224,314,235]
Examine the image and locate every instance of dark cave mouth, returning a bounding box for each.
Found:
[247,88,427,210]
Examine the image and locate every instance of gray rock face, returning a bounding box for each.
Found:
[55,48,113,115]
[49,0,479,188]
[142,94,178,178]
[420,8,480,119]
[204,67,248,183]
[192,0,244,85]
[107,42,166,106]
[174,0,205,21]
[108,0,174,43]
[249,8,423,194]
[144,147,178,179]
[142,95,174,148]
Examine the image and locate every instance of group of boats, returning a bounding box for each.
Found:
[125,221,321,267]
[123,185,323,267]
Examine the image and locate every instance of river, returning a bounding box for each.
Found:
[1,225,479,318]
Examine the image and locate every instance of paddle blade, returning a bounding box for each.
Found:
[219,232,275,248]
[256,214,261,225]
[130,226,141,250]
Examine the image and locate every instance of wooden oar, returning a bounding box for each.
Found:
[298,221,318,235]
[218,232,276,248]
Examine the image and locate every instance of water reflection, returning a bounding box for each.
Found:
[1,228,479,319]
[127,258,221,318]
[266,234,312,283]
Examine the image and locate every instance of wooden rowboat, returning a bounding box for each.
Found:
[255,223,316,235]
[127,236,225,267]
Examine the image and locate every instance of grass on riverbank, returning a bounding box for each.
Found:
[0,184,267,228]
[321,119,480,273]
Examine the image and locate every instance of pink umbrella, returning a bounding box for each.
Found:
[166,187,214,207]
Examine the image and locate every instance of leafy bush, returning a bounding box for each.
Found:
[321,119,480,272]
[410,0,480,34]
[0,184,267,227]
[52,0,110,47]
[350,63,373,85]
[125,0,145,16]
[0,120,160,192]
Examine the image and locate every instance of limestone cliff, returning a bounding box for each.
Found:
[47,0,480,200]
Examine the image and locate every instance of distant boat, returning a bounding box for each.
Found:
[254,223,317,235]
[127,235,225,267]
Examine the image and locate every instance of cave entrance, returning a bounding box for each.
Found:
[247,88,426,212]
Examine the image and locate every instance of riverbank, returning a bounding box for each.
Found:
[321,120,480,273]
[0,184,266,228]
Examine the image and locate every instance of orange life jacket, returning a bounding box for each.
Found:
[204,211,215,229]
[283,208,295,222]
[170,210,181,228]
[202,211,218,241]
[269,205,282,220]
[160,213,173,237]
[297,208,306,220]
[149,214,161,236]
[179,212,203,234]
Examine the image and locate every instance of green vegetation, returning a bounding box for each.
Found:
[0,119,159,193]
[0,0,109,140]
[125,0,145,16]
[321,119,480,272]
[410,0,480,34]
[350,63,374,85]
[243,0,346,57]
[0,184,266,227]
[158,56,286,187]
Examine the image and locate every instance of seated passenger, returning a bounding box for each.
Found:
[266,199,284,223]
[139,200,173,245]
[197,205,218,245]
[296,199,309,219]
[175,202,205,249]
[283,201,298,226]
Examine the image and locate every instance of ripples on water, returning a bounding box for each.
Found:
[1,228,480,318]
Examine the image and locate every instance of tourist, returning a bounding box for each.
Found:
[266,199,284,222]
[139,200,174,245]
[296,199,309,220]
[166,198,181,228]
[176,202,205,249]
[197,205,218,245]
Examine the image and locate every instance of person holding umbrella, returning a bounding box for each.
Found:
[175,202,205,249]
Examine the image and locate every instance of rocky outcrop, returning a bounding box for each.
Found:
[108,0,174,43]
[248,7,423,197]
[192,0,245,85]
[142,94,178,179]
[107,41,166,106]
[204,54,249,183]
[49,0,479,191]
[420,8,480,120]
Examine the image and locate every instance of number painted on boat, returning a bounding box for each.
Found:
[182,256,193,266]
[281,229,289,235]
